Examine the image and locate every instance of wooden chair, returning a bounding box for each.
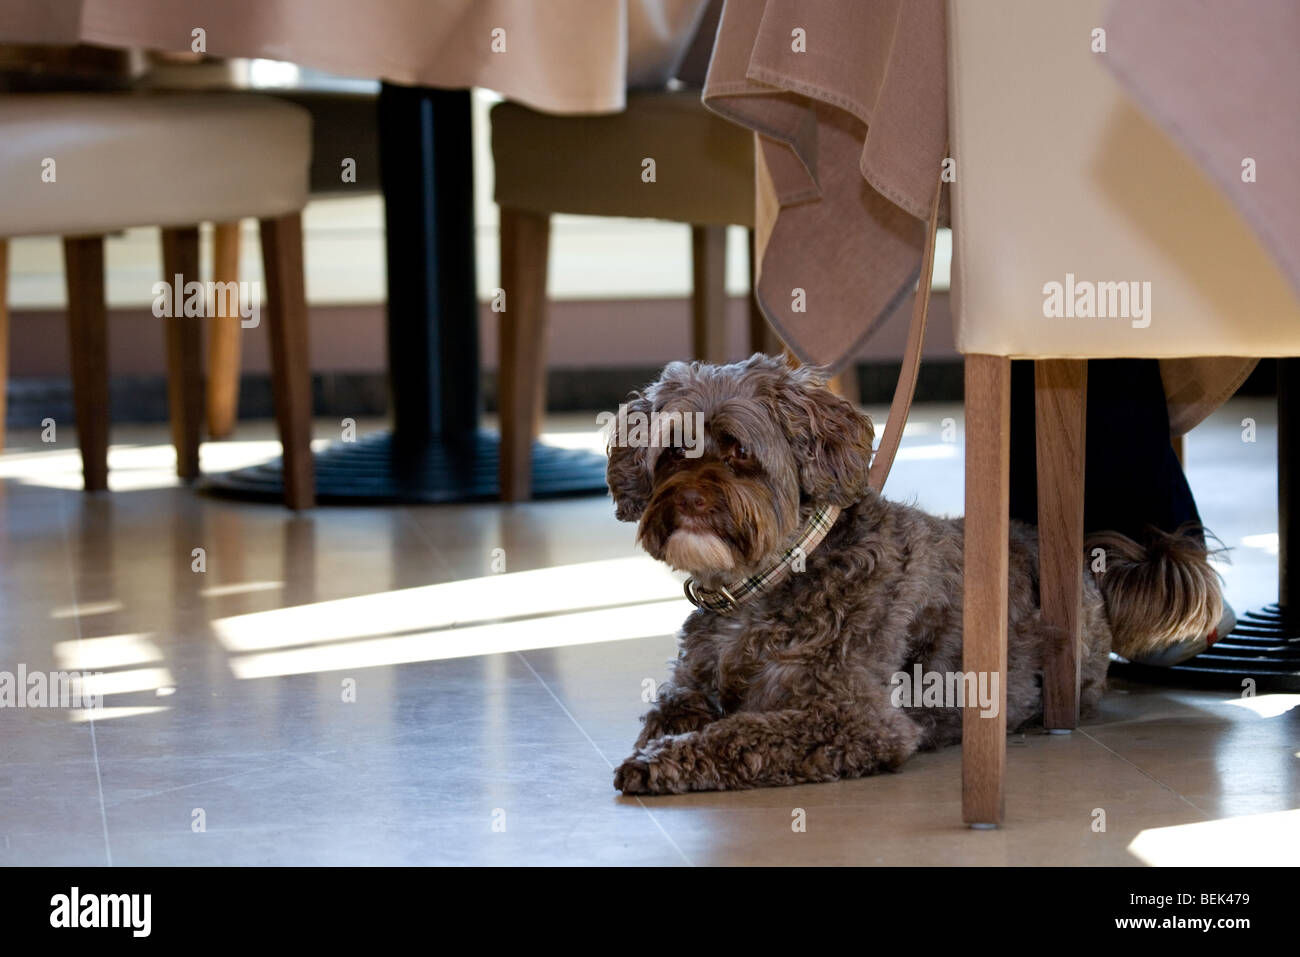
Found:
[490,90,780,501]
[947,0,1300,825]
[192,90,381,440]
[0,92,316,508]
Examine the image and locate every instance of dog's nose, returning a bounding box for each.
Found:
[676,487,710,516]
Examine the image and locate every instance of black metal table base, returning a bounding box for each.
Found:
[1109,603,1300,692]
[202,431,608,503]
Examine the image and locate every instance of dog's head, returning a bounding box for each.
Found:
[605,354,875,578]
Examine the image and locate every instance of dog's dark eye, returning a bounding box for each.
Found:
[667,445,687,460]
[725,440,751,468]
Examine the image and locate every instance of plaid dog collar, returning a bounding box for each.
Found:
[682,503,842,614]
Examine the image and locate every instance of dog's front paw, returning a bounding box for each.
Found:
[614,753,653,794]
[615,737,703,794]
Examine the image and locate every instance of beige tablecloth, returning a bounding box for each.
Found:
[1103,0,1300,306]
[703,0,1272,434]
[1101,0,1300,431]
[0,0,709,113]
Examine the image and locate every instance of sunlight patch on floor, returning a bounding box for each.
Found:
[227,597,691,679]
[1128,808,1300,865]
[212,555,682,654]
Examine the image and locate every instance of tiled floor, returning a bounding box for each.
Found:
[0,399,1296,865]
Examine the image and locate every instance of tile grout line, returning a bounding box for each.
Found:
[395,504,462,582]
[1076,728,1211,818]
[101,764,282,810]
[55,490,113,867]
[514,650,694,867]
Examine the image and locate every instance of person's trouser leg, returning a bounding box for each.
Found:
[1008,358,1203,540]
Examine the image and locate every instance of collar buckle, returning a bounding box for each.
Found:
[683,578,738,614]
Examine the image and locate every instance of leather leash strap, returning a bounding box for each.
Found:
[866,173,944,493]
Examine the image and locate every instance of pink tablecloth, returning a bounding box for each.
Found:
[0,0,709,113]
[703,0,947,371]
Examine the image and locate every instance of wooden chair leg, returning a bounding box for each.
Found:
[259,213,315,510]
[498,206,550,502]
[691,225,728,363]
[1036,360,1087,730]
[62,236,110,492]
[0,238,8,453]
[746,228,782,356]
[160,226,203,481]
[207,220,242,439]
[962,354,1011,828]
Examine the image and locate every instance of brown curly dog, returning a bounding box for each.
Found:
[606,355,1221,794]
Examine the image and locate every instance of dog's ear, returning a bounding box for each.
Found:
[604,393,653,522]
[774,366,875,506]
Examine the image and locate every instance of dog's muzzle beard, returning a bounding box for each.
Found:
[636,468,788,576]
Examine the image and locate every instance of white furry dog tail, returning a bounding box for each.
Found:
[1086,525,1224,661]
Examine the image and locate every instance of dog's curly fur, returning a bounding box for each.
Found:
[607,354,1221,795]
